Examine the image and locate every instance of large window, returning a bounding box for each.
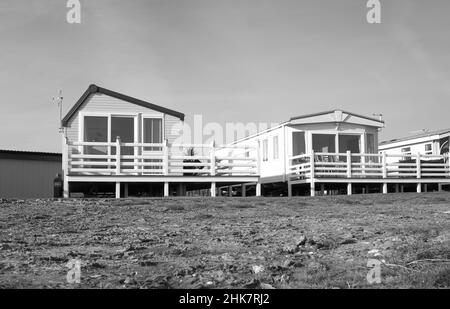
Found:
[84,116,108,155]
[366,134,375,153]
[143,118,163,151]
[292,132,305,156]
[339,135,360,153]
[312,134,335,153]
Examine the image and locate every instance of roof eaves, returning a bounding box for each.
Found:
[61,84,185,127]
[289,109,384,125]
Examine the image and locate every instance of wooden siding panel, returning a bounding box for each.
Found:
[65,93,183,145]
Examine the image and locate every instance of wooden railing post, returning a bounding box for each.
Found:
[382,152,387,178]
[163,139,169,175]
[346,151,352,178]
[62,136,69,198]
[416,152,421,179]
[116,137,121,175]
[210,141,216,176]
[448,154,450,178]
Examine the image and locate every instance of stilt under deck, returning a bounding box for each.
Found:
[65,175,260,198]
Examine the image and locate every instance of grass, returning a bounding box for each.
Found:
[0,192,449,289]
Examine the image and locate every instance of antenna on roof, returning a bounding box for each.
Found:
[52,90,64,133]
[372,113,383,122]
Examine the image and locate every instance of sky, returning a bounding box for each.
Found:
[1,0,450,152]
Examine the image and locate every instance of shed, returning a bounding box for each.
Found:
[0,150,62,198]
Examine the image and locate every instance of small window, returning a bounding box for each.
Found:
[273,136,279,159]
[401,147,411,153]
[425,143,432,155]
[401,147,412,160]
[262,139,268,162]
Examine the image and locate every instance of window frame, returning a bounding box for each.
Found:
[262,139,269,162]
[273,135,279,160]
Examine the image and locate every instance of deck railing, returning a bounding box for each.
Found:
[288,151,450,181]
[64,138,259,177]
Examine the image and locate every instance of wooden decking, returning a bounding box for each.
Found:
[62,139,260,198]
[287,151,450,196]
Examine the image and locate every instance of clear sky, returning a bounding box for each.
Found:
[1,0,450,152]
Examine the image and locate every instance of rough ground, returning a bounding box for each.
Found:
[0,193,449,289]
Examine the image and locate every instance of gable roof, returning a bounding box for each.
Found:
[289,109,384,128]
[379,128,450,147]
[61,84,185,127]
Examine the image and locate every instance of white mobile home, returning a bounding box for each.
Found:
[230,110,450,196]
[61,84,259,198]
[379,128,450,162]
[230,110,384,195]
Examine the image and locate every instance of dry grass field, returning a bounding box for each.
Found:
[0,193,449,289]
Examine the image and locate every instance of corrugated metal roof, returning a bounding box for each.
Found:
[380,128,450,146]
[0,149,62,162]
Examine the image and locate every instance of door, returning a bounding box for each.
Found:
[142,117,163,173]
[111,116,136,170]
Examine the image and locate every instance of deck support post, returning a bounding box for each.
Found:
[310,151,315,197]
[241,184,246,197]
[400,184,404,193]
[63,179,69,198]
[424,184,428,193]
[115,182,121,199]
[310,182,315,197]
[164,182,169,197]
[395,184,400,193]
[417,183,422,193]
[347,183,352,196]
[287,182,292,197]
[438,184,443,192]
[228,186,233,197]
[211,182,216,197]
[256,183,262,197]
[382,183,388,194]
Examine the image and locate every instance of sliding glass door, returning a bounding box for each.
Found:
[111,116,135,155]
[142,117,163,174]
